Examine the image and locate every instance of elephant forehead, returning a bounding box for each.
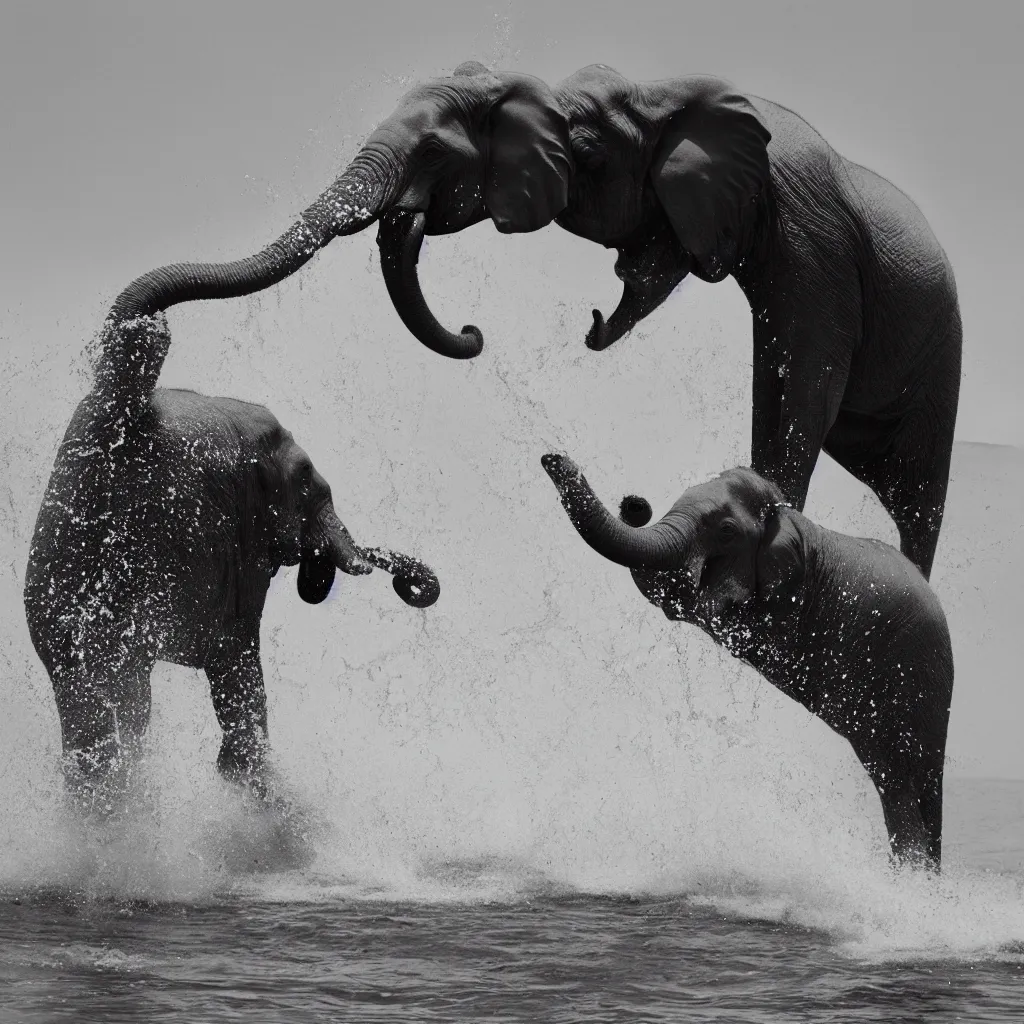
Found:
[379,82,484,137]
[557,64,628,98]
[716,467,784,514]
[501,72,566,112]
[668,478,760,524]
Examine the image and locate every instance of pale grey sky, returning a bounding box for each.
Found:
[3,0,1021,440]
[1,0,1022,824]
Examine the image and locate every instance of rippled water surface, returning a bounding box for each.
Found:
[5,894,1021,1023]
[2,779,1023,1023]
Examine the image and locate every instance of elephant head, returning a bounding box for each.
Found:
[552,66,772,350]
[541,454,804,622]
[108,62,572,360]
[256,429,439,608]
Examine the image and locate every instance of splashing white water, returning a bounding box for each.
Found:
[3,181,1023,962]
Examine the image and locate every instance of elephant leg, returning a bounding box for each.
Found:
[750,327,784,480]
[750,316,853,510]
[824,320,960,579]
[876,782,934,869]
[52,669,121,793]
[826,399,955,580]
[918,769,944,869]
[51,654,153,806]
[110,658,154,759]
[205,622,270,793]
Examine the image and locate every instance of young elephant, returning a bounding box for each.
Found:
[25,314,439,805]
[542,453,953,869]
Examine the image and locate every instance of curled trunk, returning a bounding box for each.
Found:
[359,546,441,608]
[541,454,690,570]
[376,210,484,360]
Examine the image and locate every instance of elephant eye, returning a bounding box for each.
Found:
[570,129,607,170]
[718,519,740,541]
[298,464,313,495]
[419,135,451,169]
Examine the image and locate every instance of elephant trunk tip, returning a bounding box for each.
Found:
[376,209,486,360]
[456,324,485,359]
[393,573,440,608]
[619,495,653,528]
[358,546,440,608]
[585,309,613,350]
[541,452,582,488]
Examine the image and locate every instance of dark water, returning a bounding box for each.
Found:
[3,779,1024,1023]
[5,894,1022,1023]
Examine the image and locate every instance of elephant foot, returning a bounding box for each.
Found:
[60,735,143,819]
[878,781,942,873]
[217,732,272,801]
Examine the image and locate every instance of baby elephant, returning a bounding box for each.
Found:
[542,453,953,869]
[25,314,439,806]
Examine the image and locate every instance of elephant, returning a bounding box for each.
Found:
[105,61,572,362]
[542,452,953,869]
[550,66,963,581]
[24,313,440,807]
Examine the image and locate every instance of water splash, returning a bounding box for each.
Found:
[2,170,1023,964]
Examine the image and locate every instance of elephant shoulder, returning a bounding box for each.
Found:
[841,160,952,283]
[831,532,949,633]
[151,390,284,452]
[750,98,840,177]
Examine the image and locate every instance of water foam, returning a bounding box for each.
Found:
[2,190,1022,962]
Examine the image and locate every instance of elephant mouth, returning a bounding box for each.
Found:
[491,214,522,234]
[491,201,557,234]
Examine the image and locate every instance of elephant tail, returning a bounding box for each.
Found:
[89,311,171,410]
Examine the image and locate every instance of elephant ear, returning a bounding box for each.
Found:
[756,506,806,599]
[297,555,336,605]
[650,77,771,279]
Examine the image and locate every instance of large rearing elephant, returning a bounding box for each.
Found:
[107,62,572,360]
[549,65,963,580]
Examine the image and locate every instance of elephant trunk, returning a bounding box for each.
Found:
[322,506,373,576]
[586,222,693,352]
[108,156,393,324]
[541,453,690,570]
[297,505,372,605]
[376,210,484,360]
[359,546,441,608]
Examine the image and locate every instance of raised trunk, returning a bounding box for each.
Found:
[376,210,484,360]
[541,454,691,570]
[359,546,440,607]
[108,160,391,323]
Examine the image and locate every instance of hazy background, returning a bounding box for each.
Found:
[1,0,1023,899]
